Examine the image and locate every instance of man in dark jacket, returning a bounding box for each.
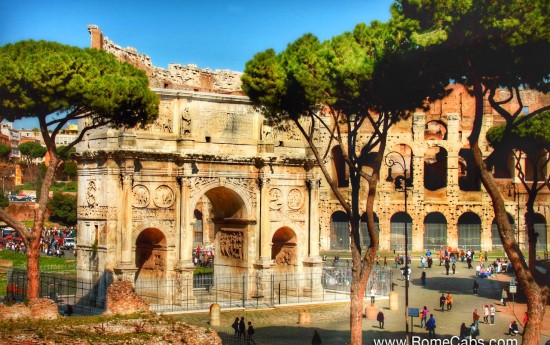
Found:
[426,314,436,339]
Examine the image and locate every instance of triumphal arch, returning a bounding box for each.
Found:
[75,26,324,304]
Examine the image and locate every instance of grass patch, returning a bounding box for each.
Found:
[0,250,76,297]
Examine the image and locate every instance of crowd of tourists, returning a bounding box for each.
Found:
[0,226,77,257]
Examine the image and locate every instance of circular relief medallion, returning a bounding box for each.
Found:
[269,188,283,210]
[86,181,97,206]
[287,188,303,210]
[132,185,150,208]
[154,185,175,208]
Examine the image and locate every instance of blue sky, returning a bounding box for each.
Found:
[1,0,394,128]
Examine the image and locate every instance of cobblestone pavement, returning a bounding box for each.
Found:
[170,259,550,345]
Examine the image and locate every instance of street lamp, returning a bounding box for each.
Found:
[385,150,410,343]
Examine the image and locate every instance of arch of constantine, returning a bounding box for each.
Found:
[76,26,549,306]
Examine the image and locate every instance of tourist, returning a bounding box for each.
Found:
[446,293,453,310]
[484,251,488,262]
[370,286,376,305]
[445,259,450,275]
[501,289,508,306]
[247,321,255,344]
[311,330,322,345]
[451,262,456,274]
[459,323,469,340]
[377,310,385,329]
[238,317,246,339]
[232,317,239,336]
[470,322,480,339]
[439,293,446,312]
[475,264,481,277]
[64,304,73,317]
[426,314,436,339]
[421,256,426,269]
[509,321,519,336]
[421,271,426,286]
[428,256,433,269]
[483,305,489,324]
[473,279,479,295]
[420,306,429,328]
[489,304,496,325]
[473,309,480,327]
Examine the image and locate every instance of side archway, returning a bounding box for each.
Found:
[135,228,167,282]
[271,227,297,267]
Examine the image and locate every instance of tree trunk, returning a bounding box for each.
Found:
[468,81,548,345]
[26,238,41,299]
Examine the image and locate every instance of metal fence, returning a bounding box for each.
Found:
[6,265,392,315]
[6,268,111,315]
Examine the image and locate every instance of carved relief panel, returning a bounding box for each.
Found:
[218,230,244,260]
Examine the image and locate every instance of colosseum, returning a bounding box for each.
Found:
[76,26,549,303]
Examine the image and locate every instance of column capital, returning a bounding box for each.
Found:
[307,178,320,190]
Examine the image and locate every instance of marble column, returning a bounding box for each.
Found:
[307,177,322,258]
[115,169,137,282]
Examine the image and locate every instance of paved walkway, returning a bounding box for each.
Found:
[171,259,550,345]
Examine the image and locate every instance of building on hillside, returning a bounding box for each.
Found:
[76,26,548,306]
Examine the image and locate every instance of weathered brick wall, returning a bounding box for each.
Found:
[104,281,149,315]
[88,25,243,94]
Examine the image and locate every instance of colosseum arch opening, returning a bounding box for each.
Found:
[330,211,350,250]
[424,212,448,251]
[424,120,447,140]
[424,146,448,191]
[458,212,482,251]
[390,212,413,252]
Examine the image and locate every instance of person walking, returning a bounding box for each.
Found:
[501,289,508,306]
[426,314,436,339]
[459,323,469,340]
[420,306,429,328]
[473,279,479,295]
[238,317,246,339]
[451,262,456,274]
[483,305,489,324]
[377,310,385,329]
[439,293,446,312]
[489,304,496,325]
[370,286,376,305]
[421,271,426,286]
[231,317,239,336]
[446,293,453,310]
[445,259,450,275]
[246,321,255,344]
[311,329,322,345]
